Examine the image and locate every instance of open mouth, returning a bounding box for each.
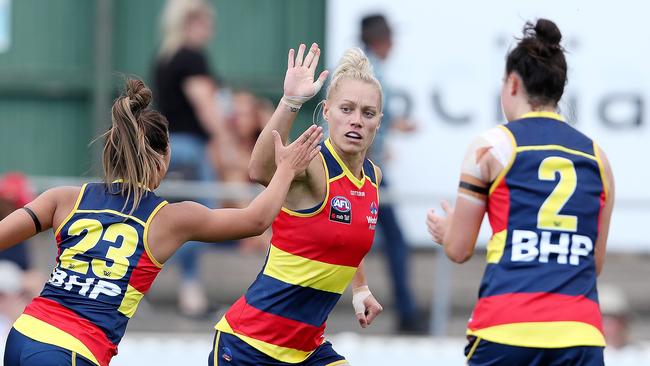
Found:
[344,132,362,140]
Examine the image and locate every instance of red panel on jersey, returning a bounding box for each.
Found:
[225,297,326,351]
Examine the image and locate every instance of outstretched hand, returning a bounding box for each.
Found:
[283,43,329,103]
[426,200,454,244]
[273,125,323,176]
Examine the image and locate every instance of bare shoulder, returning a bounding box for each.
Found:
[45,186,82,203]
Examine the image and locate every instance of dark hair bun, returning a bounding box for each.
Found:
[534,18,562,46]
[125,78,152,113]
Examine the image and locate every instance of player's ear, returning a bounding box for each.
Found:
[323,100,330,123]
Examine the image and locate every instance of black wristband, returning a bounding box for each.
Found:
[459,181,488,195]
[22,207,42,233]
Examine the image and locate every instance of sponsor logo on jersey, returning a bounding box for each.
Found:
[367,201,378,230]
[330,196,352,224]
[369,201,378,215]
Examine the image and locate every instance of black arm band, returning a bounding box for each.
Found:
[459,181,489,195]
[22,207,42,233]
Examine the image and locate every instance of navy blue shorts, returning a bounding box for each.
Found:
[465,336,604,366]
[4,328,96,366]
[207,331,347,366]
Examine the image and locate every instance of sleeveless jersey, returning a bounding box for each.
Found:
[467,111,609,348]
[14,182,168,366]
[215,138,380,363]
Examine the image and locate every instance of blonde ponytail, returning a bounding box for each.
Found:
[101,78,169,213]
[326,47,382,108]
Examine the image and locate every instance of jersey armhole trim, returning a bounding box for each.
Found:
[488,126,517,196]
[143,200,169,268]
[281,152,329,218]
[593,142,609,201]
[54,183,88,238]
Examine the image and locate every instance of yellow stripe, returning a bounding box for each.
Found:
[214,331,221,366]
[281,154,330,218]
[519,111,566,121]
[326,361,349,366]
[118,284,145,318]
[13,314,100,366]
[467,321,606,348]
[263,245,356,294]
[325,138,366,189]
[486,230,506,264]
[143,200,168,268]
[593,142,609,201]
[54,183,87,238]
[72,351,76,366]
[215,317,314,363]
[516,145,597,161]
[465,336,481,364]
[488,126,516,195]
[74,209,147,227]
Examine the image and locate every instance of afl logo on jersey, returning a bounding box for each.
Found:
[330,196,352,224]
[331,196,351,212]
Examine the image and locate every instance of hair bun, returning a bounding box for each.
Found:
[125,78,152,113]
[534,18,562,46]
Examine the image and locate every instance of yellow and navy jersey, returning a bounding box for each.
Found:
[468,112,609,348]
[216,138,380,363]
[14,182,168,366]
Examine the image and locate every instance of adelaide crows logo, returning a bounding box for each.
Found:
[330,196,352,224]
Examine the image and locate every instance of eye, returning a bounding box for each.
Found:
[364,111,376,118]
[340,106,352,113]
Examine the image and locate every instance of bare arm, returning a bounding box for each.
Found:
[148,126,323,263]
[351,260,383,328]
[182,76,223,136]
[183,76,240,171]
[595,147,615,276]
[0,186,77,250]
[249,43,328,185]
[427,135,497,263]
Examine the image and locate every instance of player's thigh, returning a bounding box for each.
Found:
[4,328,94,366]
[302,341,348,366]
[208,331,287,366]
[465,337,544,366]
[547,346,604,366]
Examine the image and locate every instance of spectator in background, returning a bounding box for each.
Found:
[217,91,274,253]
[361,14,423,333]
[599,284,632,350]
[0,173,42,299]
[153,0,238,317]
[0,261,26,360]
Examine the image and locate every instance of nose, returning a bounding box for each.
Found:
[349,110,362,128]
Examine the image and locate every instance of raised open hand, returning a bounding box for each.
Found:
[283,43,329,105]
[273,125,323,176]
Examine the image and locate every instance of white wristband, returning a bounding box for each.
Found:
[281,78,326,111]
[352,286,372,315]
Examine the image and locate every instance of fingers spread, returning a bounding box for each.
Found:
[295,43,306,67]
[303,43,318,69]
[288,48,295,68]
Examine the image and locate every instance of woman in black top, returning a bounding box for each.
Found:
[153,0,235,317]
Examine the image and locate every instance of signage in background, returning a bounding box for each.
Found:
[327,0,650,251]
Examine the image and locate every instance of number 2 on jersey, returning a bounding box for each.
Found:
[59,219,138,280]
[537,156,578,232]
